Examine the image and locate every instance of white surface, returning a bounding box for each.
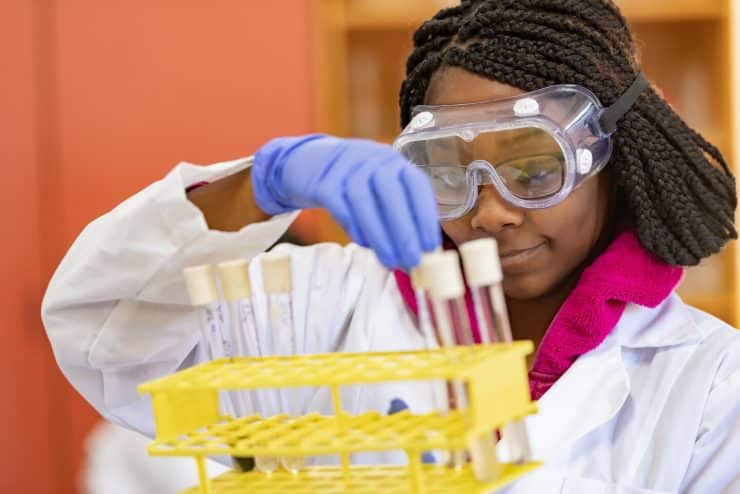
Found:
[83,421,228,494]
[42,156,740,492]
[420,251,465,300]
[459,238,502,286]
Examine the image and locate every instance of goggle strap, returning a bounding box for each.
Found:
[598,72,649,135]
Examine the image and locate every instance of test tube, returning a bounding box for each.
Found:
[410,266,449,465]
[410,267,438,349]
[421,252,500,480]
[217,259,258,415]
[183,265,237,418]
[217,259,278,473]
[459,238,532,464]
[261,253,304,473]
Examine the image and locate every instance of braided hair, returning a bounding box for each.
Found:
[400,0,736,266]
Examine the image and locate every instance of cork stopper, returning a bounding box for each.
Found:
[217,259,252,301]
[419,251,464,300]
[410,267,425,290]
[411,245,445,290]
[183,265,219,306]
[459,238,503,287]
[261,253,292,294]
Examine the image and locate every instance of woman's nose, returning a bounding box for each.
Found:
[470,185,525,233]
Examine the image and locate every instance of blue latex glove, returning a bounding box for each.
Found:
[387,398,436,464]
[252,134,441,269]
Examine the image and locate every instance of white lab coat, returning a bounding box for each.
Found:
[42,157,740,493]
[83,421,229,494]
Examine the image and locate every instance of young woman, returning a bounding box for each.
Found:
[43,1,739,491]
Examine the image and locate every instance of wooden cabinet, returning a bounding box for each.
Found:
[311,0,740,325]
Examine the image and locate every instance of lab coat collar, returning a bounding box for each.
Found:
[528,229,684,400]
[511,296,706,462]
[512,331,629,462]
[616,295,707,349]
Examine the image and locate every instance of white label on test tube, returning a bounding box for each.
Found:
[183,265,237,418]
[183,265,234,358]
[217,259,279,473]
[261,253,296,357]
[261,253,304,473]
[217,259,259,416]
[410,267,438,349]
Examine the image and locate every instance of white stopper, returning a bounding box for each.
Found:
[183,265,219,306]
[217,259,252,301]
[261,253,292,294]
[459,238,503,286]
[419,251,464,300]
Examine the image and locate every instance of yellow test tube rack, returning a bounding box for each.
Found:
[138,342,540,494]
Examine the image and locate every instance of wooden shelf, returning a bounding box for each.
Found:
[313,0,739,325]
[345,0,456,31]
[343,0,727,31]
[616,0,726,22]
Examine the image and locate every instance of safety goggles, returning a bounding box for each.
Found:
[393,74,648,220]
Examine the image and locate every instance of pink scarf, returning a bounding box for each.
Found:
[393,229,684,400]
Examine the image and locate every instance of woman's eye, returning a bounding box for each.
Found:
[518,167,555,183]
[505,156,562,184]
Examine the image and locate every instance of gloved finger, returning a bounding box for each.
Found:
[370,163,423,269]
[256,134,329,211]
[322,193,368,248]
[311,141,375,247]
[400,166,442,252]
[344,163,400,269]
[309,138,382,202]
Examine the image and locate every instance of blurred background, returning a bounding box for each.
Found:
[2,1,739,492]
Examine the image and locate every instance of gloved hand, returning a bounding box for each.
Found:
[252,134,441,269]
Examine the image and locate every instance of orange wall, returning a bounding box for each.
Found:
[1,2,315,492]
[0,2,53,493]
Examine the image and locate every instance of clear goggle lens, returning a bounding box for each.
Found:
[399,127,566,215]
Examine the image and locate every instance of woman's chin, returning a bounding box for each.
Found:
[502,275,553,301]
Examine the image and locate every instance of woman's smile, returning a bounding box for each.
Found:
[499,241,547,274]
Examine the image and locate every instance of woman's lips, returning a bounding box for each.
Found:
[499,242,547,271]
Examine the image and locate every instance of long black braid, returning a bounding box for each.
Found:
[400,0,737,266]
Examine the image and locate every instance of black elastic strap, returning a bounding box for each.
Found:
[599,72,649,134]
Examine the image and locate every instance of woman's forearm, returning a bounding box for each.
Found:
[187,168,270,232]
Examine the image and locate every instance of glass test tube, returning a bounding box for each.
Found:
[460,238,532,464]
[217,259,277,473]
[183,265,237,418]
[261,253,304,473]
[411,268,439,349]
[410,267,449,465]
[421,251,499,479]
[217,259,259,416]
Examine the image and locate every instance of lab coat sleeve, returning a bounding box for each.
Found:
[680,337,740,493]
[41,157,301,436]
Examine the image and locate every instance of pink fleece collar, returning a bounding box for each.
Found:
[393,229,684,400]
